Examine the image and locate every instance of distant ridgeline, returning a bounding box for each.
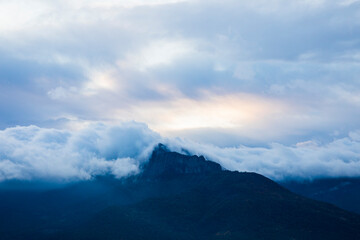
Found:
[1,143,360,240]
[281,177,360,215]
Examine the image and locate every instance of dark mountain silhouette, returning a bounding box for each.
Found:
[140,143,222,178]
[1,144,360,239]
[281,177,360,215]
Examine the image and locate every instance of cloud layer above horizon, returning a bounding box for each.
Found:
[1,0,360,146]
[1,122,360,182]
[1,1,360,181]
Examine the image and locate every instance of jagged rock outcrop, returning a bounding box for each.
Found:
[140,144,222,179]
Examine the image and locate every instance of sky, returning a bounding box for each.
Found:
[1,0,360,181]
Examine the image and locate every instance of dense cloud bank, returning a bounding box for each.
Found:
[0,122,160,182]
[1,122,360,182]
[167,132,360,180]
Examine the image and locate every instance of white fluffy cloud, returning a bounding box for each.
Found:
[1,122,360,182]
[0,122,160,182]
[165,131,360,181]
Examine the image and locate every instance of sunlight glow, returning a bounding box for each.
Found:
[83,68,119,96]
[114,93,289,134]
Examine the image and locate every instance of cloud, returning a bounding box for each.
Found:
[2,1,360,184]
[165,131,360,181]
[0,0,360,150]
[0,122,160,182]
[1,122,360,182]
[119,39,196,71]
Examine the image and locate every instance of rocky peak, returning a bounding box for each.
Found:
[141,144,222,179]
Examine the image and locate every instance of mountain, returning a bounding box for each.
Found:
[140,144,222,178]
[1,144,360,239]
[281,177,360,215]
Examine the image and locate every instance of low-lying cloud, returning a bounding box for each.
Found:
[167,133,360,181]
[0,122,160,182]
[1,122,360,182]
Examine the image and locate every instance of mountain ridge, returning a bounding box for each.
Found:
[139,143,223,179]
[1,144,360,239]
